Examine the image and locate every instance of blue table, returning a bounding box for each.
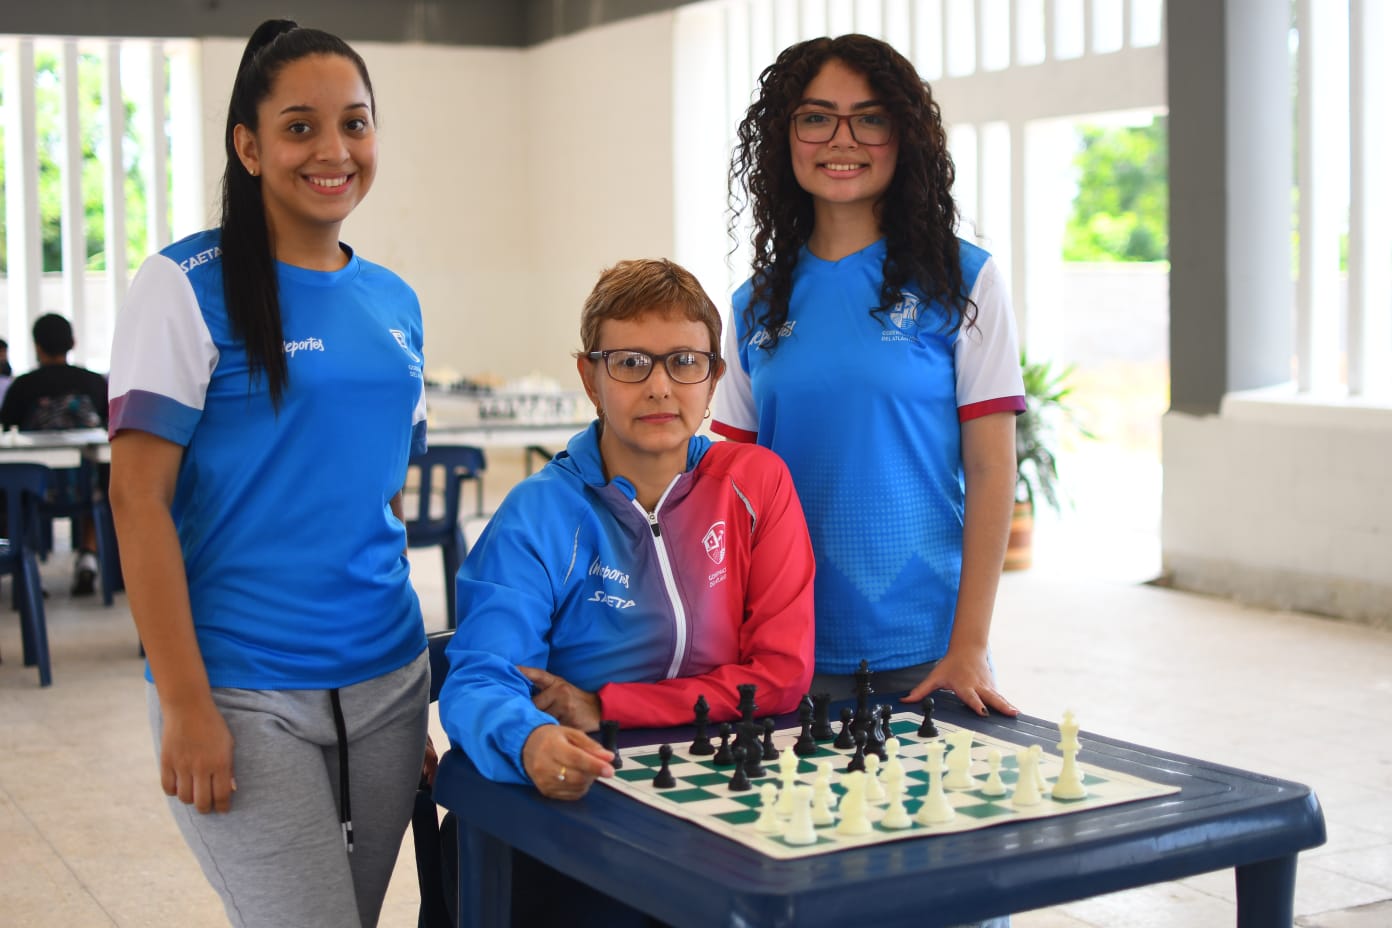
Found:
[432,693,1325,927]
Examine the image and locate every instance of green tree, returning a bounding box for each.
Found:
[1,50,148,275]
[1063,116,1169,262]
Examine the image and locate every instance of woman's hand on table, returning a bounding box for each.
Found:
[903,648,1019,718]
[518,665,603,732]
[522,724,615,800]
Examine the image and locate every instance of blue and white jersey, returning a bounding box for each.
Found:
[712,238,1024,675]
[109,229,428,689]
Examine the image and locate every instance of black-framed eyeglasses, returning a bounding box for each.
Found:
[791,110,894,146]
[586,349,718,384]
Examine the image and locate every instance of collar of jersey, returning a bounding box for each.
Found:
[798,237,886,272]
[275,243,362,287]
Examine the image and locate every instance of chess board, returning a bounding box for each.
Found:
[598,713,1180,860]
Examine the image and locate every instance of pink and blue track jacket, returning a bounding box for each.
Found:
[437,422,816,785]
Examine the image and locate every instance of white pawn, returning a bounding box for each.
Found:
[1011,748,1043,807]
[879,763,913,829]
[754,782,781,834]
[943,730,976,790]
[884,736,906,784]
[914,741,956,825]
[835,771,872,835]
[783,785,818,845]
[980,748,1007,796]
[776,747,800,815]
[814,759,838,809]
[811,775,837,826]
[864,753,886,803]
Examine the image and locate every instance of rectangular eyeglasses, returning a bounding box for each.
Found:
[587,349,718,384]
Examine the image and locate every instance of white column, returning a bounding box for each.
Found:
[1295,0,1347,393]
[1347,0,1391,397]
[3,38,41,371]
[59,39,87,361]
[142,41,170,253]
[102,40,128,321]
[168,41,205,242]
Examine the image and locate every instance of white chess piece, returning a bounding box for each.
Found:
[879,764,912,829]
[776,747,800,815]
[980,748,1007,796]
[864,753,886,803]
[754,782,781,834]
[783,785,818,845]
[1030,744,1048,793]
[835,771,872,835]
[814,760,838,809]
[884,736,906,784]
[811,775,837,826]
[1011,748,1043,806]
[914,741,956,824]
[1051,710,1088,800]
[943,730,976,789]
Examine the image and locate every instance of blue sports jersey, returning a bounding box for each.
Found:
[109,229,428,689]
[712,239,1024,675]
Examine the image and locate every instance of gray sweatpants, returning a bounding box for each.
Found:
[147,651,429,928]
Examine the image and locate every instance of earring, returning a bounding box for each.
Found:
[249,167,258,177]
[595,406,604,421]
[704,408,712,420]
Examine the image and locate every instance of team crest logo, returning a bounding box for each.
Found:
[887,293,922,331]
[702,521,727,565]
[389,329,422,363]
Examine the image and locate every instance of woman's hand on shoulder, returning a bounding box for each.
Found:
[518,665,603,732]
[521,723,616,800]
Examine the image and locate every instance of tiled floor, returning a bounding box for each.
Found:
[2,482,1390,927]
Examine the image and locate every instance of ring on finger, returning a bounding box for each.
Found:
[557,765,567,782]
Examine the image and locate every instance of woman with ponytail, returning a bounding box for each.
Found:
[108,20,430,927]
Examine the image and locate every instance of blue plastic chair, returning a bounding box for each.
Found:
[0,463,52,686]
[405,446,486,629]
[36,460,123,604]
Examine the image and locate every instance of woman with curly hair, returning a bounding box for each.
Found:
[713,34,1025,723]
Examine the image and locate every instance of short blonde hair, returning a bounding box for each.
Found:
[578,259,722,357]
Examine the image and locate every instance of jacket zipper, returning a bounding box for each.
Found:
[634,498,687,679]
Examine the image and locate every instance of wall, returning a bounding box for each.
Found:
[1163,399,1392,629]
[192,12,676,386]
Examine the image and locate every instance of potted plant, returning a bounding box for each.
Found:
[1005,351,1088,570]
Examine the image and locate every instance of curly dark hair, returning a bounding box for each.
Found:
[729,34,974,349]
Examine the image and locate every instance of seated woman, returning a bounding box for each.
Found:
[438,258,816,805]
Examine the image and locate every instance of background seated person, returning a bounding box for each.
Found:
[439,258,816,802]
[0,313,109,594]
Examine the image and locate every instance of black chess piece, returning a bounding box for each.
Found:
[853,659,873,729]
[880,705,895,741]
[846,727,867,773]
[740,721,766,779]
[865,704,888,761]
[811,692,835,741]
[689,695,714,755]
[713,722,734,765]
[652,744,677,788]
[833,706,855,750]
[794,703,817,757]
[918,696,939,738]
[761,718,778,761]
[601,719,622,770]
[737,682,758,726]
[727,746,751,791]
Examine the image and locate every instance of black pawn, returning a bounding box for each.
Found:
[761,718,778,761]
[811,693,835,741]
[918,696,939,738]
[794,703,817,757]
[601,719,622,770]
[689,695,714,755]
[833,706,855,750]
[652,744,677,788]
[713,722,734,765]
[846,728,867,773]
[727,746,751,791]
[740,722,766,779]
